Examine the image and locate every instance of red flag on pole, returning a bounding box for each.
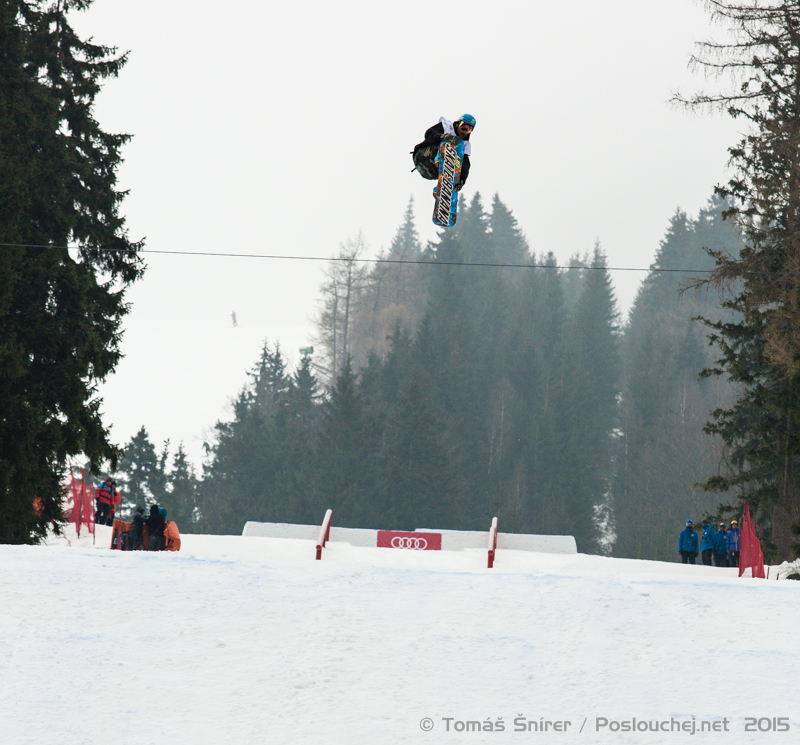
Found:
[80,468,95,535]
[70,468,82,538]
[739,502,766,578]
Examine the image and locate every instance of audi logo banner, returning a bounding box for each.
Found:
[376,531,442,550]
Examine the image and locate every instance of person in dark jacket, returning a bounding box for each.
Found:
[678,520,699,564]
[128,506,145,551]
[713,523,729,567]
[700,520,716,565]
[411,114,475,188]
[145,504,166,551]
[726,519,741,568]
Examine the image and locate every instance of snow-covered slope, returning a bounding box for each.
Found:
[2,528,797,744]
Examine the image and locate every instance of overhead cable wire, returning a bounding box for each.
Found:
[0,241,731,277]
[0,241,721,274]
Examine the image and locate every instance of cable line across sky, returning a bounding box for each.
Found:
[1,242,718,275]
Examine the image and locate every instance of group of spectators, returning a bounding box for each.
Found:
[95,477,180,552]
[125,504,181,552]
[678,519,740,567]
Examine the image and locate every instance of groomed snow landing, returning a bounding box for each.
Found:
[4,527,798,745]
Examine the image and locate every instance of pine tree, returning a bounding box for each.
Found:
[273,355,323,525]
[489,194,530,274]
[0,0,143,543]
[316,359,383,526]
[506,253,571,535]
[614,198,742,560]
[561,245,620,552]
[678,0,800,558]
[382,365,460,530]
[164,444,199,531]
[197,345,282,533]
[115,427,160,514]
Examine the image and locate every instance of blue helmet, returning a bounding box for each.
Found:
[459,113,476,128]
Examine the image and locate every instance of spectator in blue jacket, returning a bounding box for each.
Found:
[700,520,716,565]
[726,519,741,568]
[678,520,699,564]
[713,523,728,567]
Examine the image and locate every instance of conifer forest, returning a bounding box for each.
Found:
[113,194,745,561]
[7,0,800,563]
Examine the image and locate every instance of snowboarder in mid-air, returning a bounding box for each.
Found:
[412,114,475,227]
[411,114,475,188]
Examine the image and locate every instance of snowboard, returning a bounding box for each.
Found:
[432,134,465,227]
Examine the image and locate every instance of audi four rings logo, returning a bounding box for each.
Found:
[390,536,428,550]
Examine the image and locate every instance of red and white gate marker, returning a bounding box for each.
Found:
[376,531,442,550]
[315,508,332,560]
[488,516,498,568]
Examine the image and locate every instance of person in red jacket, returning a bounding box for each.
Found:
[95,478,121,526]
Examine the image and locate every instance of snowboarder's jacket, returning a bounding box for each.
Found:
[95,479,120,506]
[713,530,727,555]
[412,117,472,185]
[726,528,741,552]
[700,524,716,552]
[678,527,698,554]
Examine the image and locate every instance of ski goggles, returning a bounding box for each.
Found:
[458,122,474,134]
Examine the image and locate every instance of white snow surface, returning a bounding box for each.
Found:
[2,527,798,744]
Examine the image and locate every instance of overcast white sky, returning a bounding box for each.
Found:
[70,0,741,470]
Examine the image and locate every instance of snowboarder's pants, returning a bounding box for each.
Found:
[680,551,696,564]
[702,549,713,566]
[96,500,114,526]
[412,146,439,180]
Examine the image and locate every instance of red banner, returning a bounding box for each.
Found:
[377,531,442,550]
[70,469,82,536]
[80,468,95,535]
[739,502,765,578]
[69,467,95,537]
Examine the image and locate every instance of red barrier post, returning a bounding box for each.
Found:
[316,509,332,560]
[488,516,498,568]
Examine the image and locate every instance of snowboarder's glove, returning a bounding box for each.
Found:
[456,181,464,192]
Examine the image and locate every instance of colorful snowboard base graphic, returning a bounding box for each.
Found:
[432,134,464,227]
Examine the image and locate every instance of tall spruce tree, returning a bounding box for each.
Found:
[316,358,383,526]
[505,253,571,535]
[163,444,199,531]
[115,427,161,515]
[354,198,427,363]
[0,0,143,543]
[679,0,800,558]
[382,365,460,530]
[276,355,323,525]
[614,198,742,560]
[561,245,620,552]
[197,345,283,534]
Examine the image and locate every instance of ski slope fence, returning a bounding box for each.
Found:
[243,512,577,566]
